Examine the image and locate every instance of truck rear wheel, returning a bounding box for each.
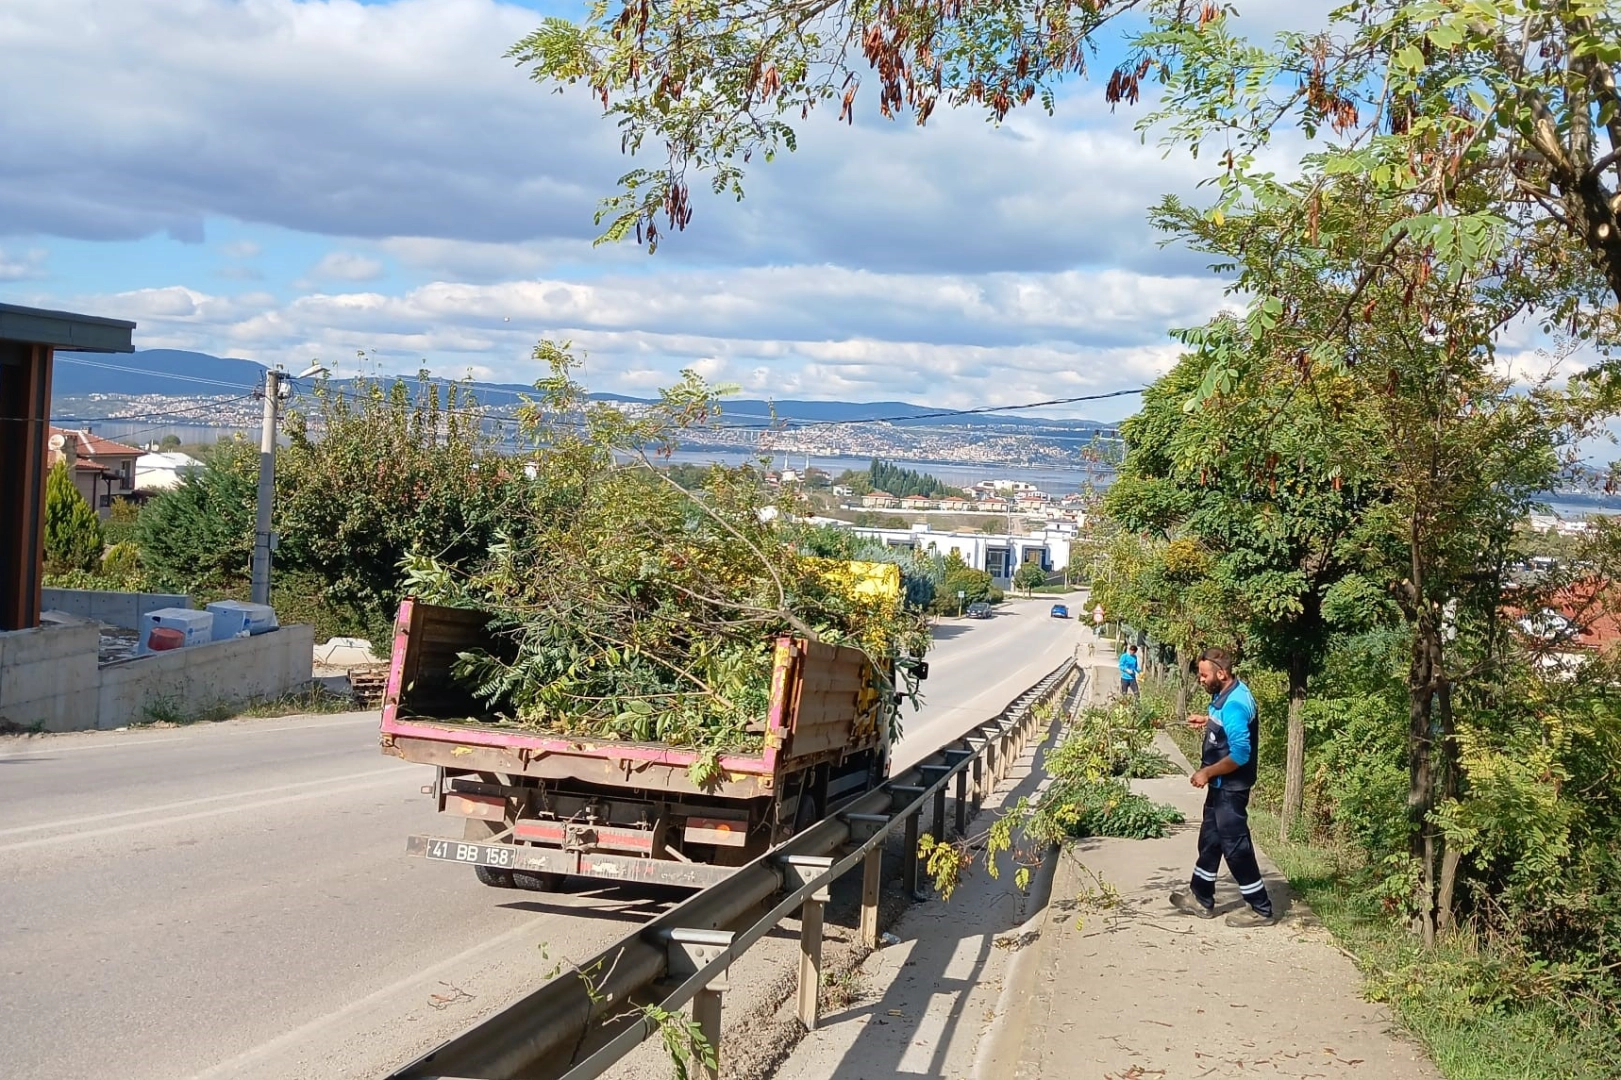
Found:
[475,865,516,888]
[793,788,823,834]
[512,869,565,892]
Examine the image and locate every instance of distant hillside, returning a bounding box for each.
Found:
[54,349,269,397]
[51,348,1109,433]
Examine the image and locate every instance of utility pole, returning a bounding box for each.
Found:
[251,369,281,606]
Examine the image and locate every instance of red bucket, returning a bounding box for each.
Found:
[146,626,186,652]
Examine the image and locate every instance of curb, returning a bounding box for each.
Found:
[969,839,1061,1080]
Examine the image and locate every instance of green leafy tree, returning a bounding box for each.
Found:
[1158,156,1621,942]
[868,459,959,498]
[1105,335,1391,840]
[103,496,142,546]
[277,373,528,649]
[935,551,994,613]
[136,438,258,591]
[1013,561,1047,596]
[43,461,104,574]
[513,0,1621,335]
[158,434,181,451]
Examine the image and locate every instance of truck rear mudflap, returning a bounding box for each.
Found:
[405,835,736,888]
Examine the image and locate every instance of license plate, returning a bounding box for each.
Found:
[420,838,517,868]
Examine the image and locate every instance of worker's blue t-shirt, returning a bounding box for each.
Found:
[1203,680,1259,790]
[1118,653,1140,682]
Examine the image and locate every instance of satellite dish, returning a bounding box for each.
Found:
[48,434,65,452]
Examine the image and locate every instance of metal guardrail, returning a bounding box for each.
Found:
[389,656,1083,1080]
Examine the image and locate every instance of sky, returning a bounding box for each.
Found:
[2,0,1337,422]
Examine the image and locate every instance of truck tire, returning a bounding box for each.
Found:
[512,870,565,892]
[475,865,516,888]
[792,787,823,834]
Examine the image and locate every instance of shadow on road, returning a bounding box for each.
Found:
[808,713,1066,1079]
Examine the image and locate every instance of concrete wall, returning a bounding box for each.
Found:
[0,622,314,732]
[0,622,101,732]
[42,588,192,630]
[97,624,315,730]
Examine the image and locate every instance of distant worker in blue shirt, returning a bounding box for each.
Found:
[1117,644,1140,698]
[1171,647,1276,927]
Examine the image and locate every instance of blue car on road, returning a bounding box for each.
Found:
[1050,604,1069,619]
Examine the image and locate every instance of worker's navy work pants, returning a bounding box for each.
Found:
[1189,785,1272,916]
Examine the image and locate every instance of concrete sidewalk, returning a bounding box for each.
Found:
[1005,732,1441,1080]
[761,673,1444,1079]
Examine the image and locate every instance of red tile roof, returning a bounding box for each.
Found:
[1506,579,1621,653]
[48,426,142,459]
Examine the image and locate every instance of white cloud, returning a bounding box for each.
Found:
[0,0,1271,275]
[1,0,1337,416]
[58,263,1224,417]
[302,250,386,283]
[0,246,46,281]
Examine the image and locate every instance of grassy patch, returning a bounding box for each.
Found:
[1253,812,1621,1080]
[1028,584,1083,595]
[136,683,357,727]
[239,684,358,717]
[1144,673,1620,1079]
[138,696,234,726]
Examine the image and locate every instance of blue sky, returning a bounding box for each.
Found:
[2,0,1339,420]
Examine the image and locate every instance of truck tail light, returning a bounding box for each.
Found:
[445,791,506,821]
[684,817,748,847]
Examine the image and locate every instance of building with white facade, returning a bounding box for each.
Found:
[134,452,205,492]
[843,522,1073,585]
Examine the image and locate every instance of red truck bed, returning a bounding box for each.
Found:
[379,599,892,887]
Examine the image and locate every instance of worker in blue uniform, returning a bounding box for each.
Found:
[1170,647,1276,927]
[1117,644,1140,698]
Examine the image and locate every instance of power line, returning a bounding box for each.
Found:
[54,356,260,392]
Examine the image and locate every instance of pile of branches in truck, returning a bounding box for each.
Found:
[402,345,933,754]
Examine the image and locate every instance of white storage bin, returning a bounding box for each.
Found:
[206,600,278,640]
[140,607,213,653]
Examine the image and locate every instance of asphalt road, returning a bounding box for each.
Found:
[0,595,1080,1080]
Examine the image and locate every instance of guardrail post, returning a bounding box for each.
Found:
[695,985,723,1080]
[665,928,733,1080]
[861,846,882,950]
[920,764,949,841]
[954,767,968,836]
[780,855,834,1031]
[971,752,984,814]
[903,810,921,898]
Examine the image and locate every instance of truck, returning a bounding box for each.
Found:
[380,597,917,889]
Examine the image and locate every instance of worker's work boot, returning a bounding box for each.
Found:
[1169,891,1215,919]
[1225,907,1277,928]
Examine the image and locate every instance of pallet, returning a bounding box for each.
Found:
[348,664,390,707]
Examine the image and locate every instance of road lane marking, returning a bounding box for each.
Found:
[183,913,577,1080]
[0,767,419,852]
[0,714,379,759]
[0,736,187,758]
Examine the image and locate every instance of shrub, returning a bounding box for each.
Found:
[136,438,257,591]
[44,461,104,574]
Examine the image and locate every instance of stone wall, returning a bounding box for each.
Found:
[42,587,192,630]
[0,623,314,732]
[0,623,101,732]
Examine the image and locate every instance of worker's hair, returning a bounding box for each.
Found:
[1128,644,1138,653]
[1199,646,1234,673]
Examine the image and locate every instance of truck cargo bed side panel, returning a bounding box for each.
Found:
[783,640,878,759]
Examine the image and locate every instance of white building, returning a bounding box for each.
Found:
[134,452,205,492]
[844,522,1072,585]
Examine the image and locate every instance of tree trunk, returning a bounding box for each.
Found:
[1408,616,1444,946]
[1437,847,1461,932]
[1173,660,1189,727]
[1280,652,1308,843]
[1434,678,1460,931]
